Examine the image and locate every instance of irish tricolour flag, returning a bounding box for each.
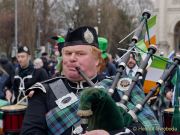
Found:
[143,56,168,93]
[144,16,156,48]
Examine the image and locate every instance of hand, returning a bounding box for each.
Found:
[166,91,173,101]
[5,90,12,102]
[28,90,35,98]
[82,130,110,135]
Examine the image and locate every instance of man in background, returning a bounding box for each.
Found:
[5,46,48,103]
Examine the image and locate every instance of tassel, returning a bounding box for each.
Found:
[77,109,93,117]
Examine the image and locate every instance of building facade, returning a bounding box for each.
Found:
[153,0,180,55]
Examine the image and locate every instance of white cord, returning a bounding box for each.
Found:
[115,128,135,135]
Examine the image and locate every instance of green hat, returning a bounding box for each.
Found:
[51,35,65,52]
[98,37,108,59]
[51,35,65,43]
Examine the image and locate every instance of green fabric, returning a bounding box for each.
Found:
[98,79,164,135]
[55,56,62,72]
[136,40,148,52]
[57,37,65,43]
[0,112,3,119]
[172,66,180,131]
[0,99,9,107]
[147,16,156,29]
[171,71,177,86]
[78,88,132,132]
[51,36,65,43]
[150,56,168,69]
[98,37,108,59]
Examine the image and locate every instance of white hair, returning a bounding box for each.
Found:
[33,58,43,69]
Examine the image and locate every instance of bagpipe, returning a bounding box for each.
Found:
[74,10,180,134]
[75,55,180,135]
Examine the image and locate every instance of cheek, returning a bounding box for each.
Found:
[82,58,98,69]
[62,61,67,71]
[62,55,69,63]
[24,58,28,63]
[132,60,136,65]
[62,59,67,65]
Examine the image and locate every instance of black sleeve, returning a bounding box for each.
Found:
[20,90,48,135]
[40,68,49,81]
[4,68,15,91]
[108,62,117,76]
[4,75,12,91]
[35,68,49,82]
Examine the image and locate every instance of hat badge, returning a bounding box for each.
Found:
[23,46,28,52]
[84,29,94,44]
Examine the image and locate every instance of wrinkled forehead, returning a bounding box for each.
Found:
[62,45,92,52]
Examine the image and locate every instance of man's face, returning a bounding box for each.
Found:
[127,54,136,69]
[62,45,99,81]
[16,52,30,68]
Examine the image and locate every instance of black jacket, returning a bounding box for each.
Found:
[12,64,49,103]
[0,58,15,91]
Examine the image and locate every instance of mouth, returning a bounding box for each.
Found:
[67,66,78,71]
[67,64,79,70]
[68,68,77,71]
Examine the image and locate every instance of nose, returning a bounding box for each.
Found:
[69,53,77,62]
[17,57,22,63]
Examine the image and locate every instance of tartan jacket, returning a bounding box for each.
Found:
[99,79,164,135]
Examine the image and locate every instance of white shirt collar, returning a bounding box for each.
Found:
[126,64,138,77]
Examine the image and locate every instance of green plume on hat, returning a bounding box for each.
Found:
[51,35,65,43]
[77,87,133,132]
[98,37,108,59]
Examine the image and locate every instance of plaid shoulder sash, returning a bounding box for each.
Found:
[46,101,80,135]
[45,78,80,135]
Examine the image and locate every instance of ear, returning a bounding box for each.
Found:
[95,59,99,67]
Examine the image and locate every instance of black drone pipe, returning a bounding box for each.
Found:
[76,67,95,87]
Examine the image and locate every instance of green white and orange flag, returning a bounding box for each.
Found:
[135,40,166,94]
[143,56,168,93]
[144,15,157,48]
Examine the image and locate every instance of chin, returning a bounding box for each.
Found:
[68,76,82,82]
[66,73,81,81]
